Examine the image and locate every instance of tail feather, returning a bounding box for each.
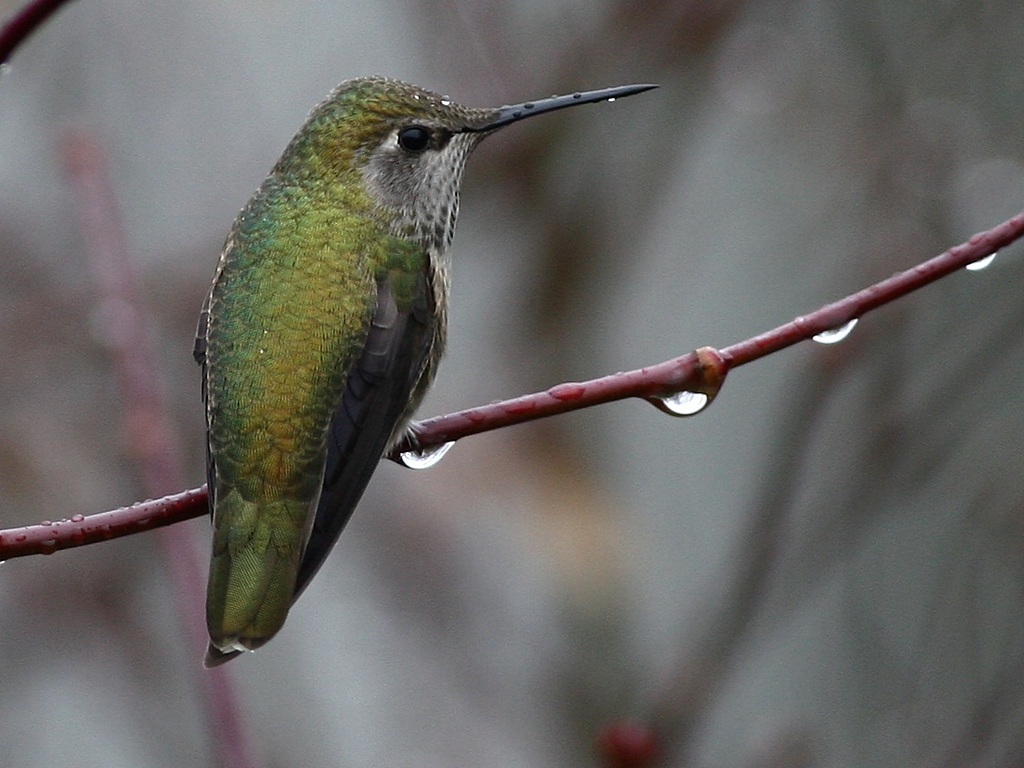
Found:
[205,487,310,657]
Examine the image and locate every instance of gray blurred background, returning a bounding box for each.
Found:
[2,1,1024,766]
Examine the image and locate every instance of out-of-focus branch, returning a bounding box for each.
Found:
[597,721,662,768]
[0,208,1019,557]
[0,0,75,63]
[62,133,258,768]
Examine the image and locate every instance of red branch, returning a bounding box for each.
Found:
[0,486,206,558]
[390,211,1021,447]
[0,0,75,63]
[0,210,1020,559]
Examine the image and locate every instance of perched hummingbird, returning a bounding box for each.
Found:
[195,76,655,666]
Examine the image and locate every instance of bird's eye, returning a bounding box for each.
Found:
[397,125,431,152]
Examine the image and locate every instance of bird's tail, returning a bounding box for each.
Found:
[204,487,310,667]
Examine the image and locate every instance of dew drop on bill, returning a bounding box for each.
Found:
[812,318,858,344]
[649,390,709,417]
[399,441,455,470]
[965,252,997,271]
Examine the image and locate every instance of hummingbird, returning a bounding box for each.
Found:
[194,76,656,666]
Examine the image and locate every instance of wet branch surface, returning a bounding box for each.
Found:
[0,209,1019,559]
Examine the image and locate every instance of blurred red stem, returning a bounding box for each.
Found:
[62,133,258,768]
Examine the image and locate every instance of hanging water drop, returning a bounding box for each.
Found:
[399,441,455,470]
[648,391,709,417]
[813,318,858,344]
[966,252,997,271]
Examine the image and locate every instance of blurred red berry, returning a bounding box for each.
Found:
[597,721,661,768]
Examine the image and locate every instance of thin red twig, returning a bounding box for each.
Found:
[0,486,206,558]
[0,0,75,63]
[392,211,1022,448]
[0,209,1020,558]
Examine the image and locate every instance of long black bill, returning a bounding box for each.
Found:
[466,83,658,132]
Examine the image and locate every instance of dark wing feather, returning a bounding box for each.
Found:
[193,300,209,366]
[193,297,217,512]
[292,271,436,599]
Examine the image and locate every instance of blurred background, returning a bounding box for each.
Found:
[2,1,1024,766]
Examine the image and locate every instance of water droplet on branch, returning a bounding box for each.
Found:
[965,252,997,271]
[647,391,709,417]
[813,318,858,344]
[399,441,455,470]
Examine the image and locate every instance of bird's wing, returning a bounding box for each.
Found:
[197,246,436,667]
[292,265,436,598]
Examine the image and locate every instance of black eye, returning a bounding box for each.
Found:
[397,125,431,152]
